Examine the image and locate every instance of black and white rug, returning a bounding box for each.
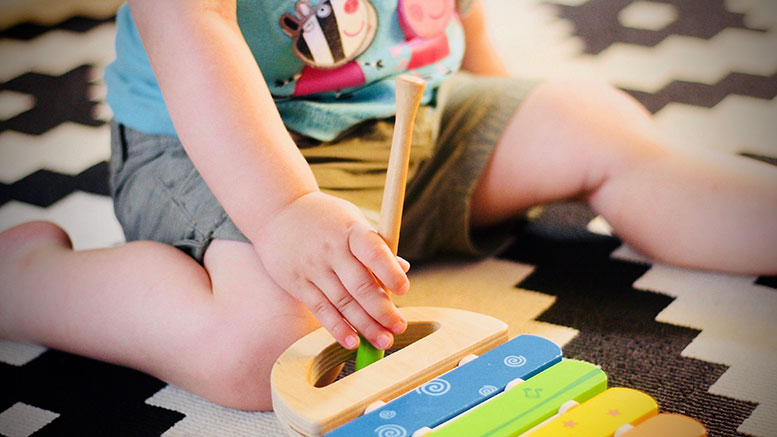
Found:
[1,0,776,435]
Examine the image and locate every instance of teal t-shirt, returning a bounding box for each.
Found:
[105,0,471,141]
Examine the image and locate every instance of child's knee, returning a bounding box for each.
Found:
[535,79,664,156]
[0,221,72,252]
[530,78,649,117]
[0,222,73,278]
[189,304,318,411]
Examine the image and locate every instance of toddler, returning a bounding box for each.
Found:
[1,0,776,411]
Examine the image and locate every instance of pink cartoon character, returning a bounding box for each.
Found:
[398,0,455,40]
[280,0,378,69]
[396,0,455,70]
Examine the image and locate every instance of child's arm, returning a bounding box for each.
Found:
[460,1,511,77]
[128,0,408,350]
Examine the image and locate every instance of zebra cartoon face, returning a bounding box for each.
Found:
[280,0,378,69]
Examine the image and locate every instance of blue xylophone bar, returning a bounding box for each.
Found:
[325,335,562,437]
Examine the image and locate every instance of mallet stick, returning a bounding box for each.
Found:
[354,74,426,370]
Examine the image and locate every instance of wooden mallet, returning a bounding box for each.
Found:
[354,74,426,370]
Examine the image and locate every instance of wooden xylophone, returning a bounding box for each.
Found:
[270,307,707,436]
[271,76,705,437]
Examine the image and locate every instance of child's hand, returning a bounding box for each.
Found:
[252,191,410,350]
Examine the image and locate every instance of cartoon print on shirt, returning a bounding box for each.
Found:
[280,0,378,69]
[275,0,456,98]
[398,0,454,40]
[277,0,378,97]
[397,0,455,69]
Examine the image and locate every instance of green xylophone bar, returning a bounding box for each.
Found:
[429,359,607,436]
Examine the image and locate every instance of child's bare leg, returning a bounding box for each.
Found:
[471,80,777,275]
[0,221,319,410]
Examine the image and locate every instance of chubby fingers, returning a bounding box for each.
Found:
[293,222,410,351]
[333,254,407,345]
[347,222,410,295]
[294,279,362,350]
[326,222,410,348]
[301,262,404,351]
[318,267,399,350]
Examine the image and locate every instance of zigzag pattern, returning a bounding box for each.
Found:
[0,162,109,208]
[503,228,759,437]
[618,248,777,436]
[0,65,103,135]
[624,71,777,113]
[0,22,116,83]
[1,350,183,436]
[0,16,114,41]
[553,0,764,54]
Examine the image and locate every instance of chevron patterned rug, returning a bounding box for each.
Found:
[1,0,776,436]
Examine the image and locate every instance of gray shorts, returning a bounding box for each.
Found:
[109,73,537,263]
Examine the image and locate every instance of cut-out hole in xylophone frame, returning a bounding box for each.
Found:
[270,307,707,437]
[313,320,440,388]
[271,307,510,436]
